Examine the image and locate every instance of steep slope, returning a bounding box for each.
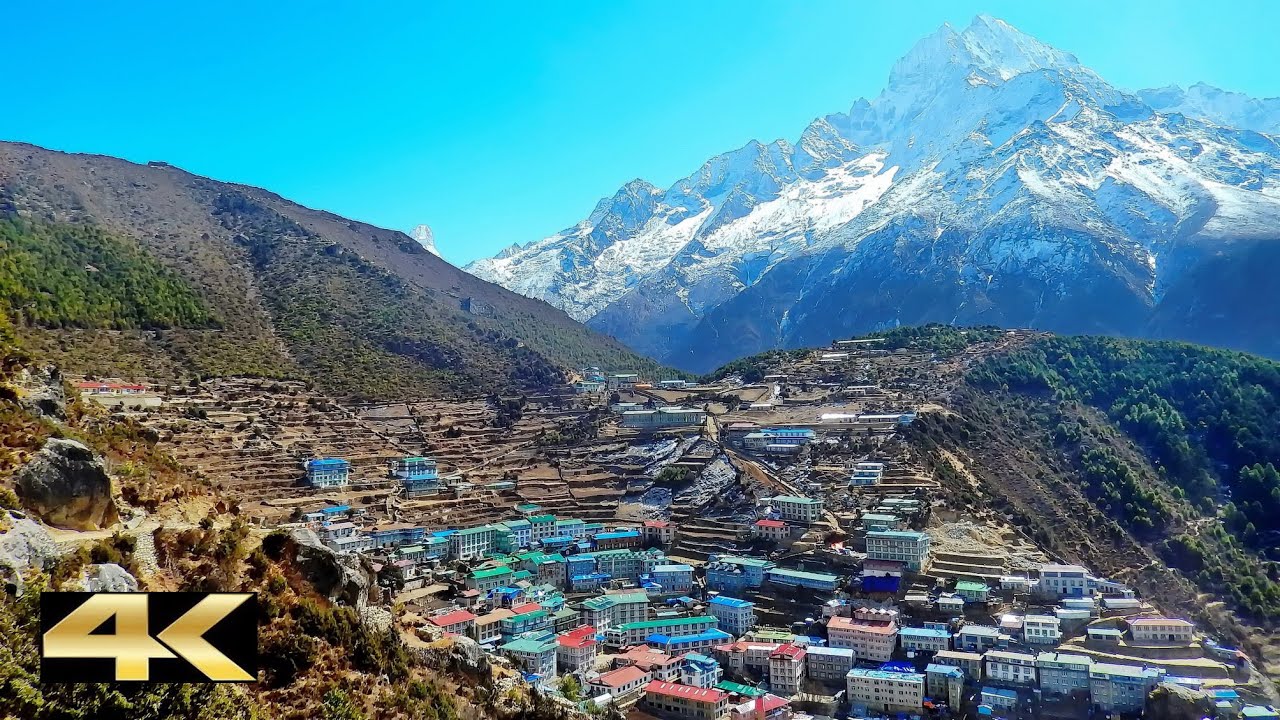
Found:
[0,142,669,398]
[469,16,1280,373]
[920,335,1280,675]
[709,326,1280,675]
[0,324,587,719]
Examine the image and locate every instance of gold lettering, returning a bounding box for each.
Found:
[155,593,254,681]
[43,595,175,681]
[43,593,254,681]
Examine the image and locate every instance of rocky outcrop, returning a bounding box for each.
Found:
[14,438,119,530]
[79,563,139,592]
[0,510,63,595]
[17,364,67,419]
[1146,682,1216,720]
[445,635,491,678]
[289,528,374,608]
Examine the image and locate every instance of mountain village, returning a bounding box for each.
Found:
[71,333,1276,720]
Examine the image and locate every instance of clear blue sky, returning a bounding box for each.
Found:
[6,1,1279,264]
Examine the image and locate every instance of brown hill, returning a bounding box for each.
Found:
[0,141,668,399]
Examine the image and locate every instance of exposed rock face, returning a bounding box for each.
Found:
[0,510,63,595]
[80,563,139,592]
[1146,682,1216,720]
[14,438,119,530]
[446,635,491,678]
[289,528,373,608]
[17,364,67,419]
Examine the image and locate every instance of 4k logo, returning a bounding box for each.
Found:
[41,592,257,682]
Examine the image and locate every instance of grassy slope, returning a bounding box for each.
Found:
[962,336,1280,617]
[0,141,670,398]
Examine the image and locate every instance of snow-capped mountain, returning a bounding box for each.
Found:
[410,224,441,257]
[1138,82,1280,134]
[466,16,1280,372]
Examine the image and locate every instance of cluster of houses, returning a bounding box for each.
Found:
[573,369,695,395]
[296,439,1264,720]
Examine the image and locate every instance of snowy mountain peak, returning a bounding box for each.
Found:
[465,16,1280,372]
[409,224,440,257]
[888,15,1078,94]
[958,14,1080,80]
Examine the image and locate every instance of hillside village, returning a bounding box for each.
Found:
[53,330,1276,720]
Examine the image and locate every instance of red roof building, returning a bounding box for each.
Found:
[557,625,597,649]
[592,664,649,689]
[428,609,476,633]
[770,643,807,661]
[644,680,729,703]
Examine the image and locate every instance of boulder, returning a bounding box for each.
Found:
[15,438,119,530]
[1146,682,1216,720]
[80,563,139,592]
[17,364,67,420]
[290,528,373,608]
[446,635,491,677]
[0,510,63,595]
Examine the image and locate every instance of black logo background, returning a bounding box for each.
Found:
[41,592,258,683]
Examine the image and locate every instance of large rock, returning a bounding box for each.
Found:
[289,528,373,608]
[14,438,119,530]
[446,635,491,677]
[0,510,63,595]
[1146,682,1217,720]
[79,563,139,592]
[17,364,67,420]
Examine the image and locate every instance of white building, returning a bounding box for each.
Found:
[449,525,497,560]
[577,591,649,631]
[556,626,598,673]
[1129,617,1195,645]
[500,634,558,680]
[752,519,790,542]
[985,650,1038,684]
[865,530,931,571]
[320,522,373,553]
[1038,564,1092,598]
[845,669,924,714]
[589,665,648,701]
[769,644,806,696]
[1023,615,1062,645]
[606,373,640,391]
[899,626,951,654]
[708,596,756,636]
[767,496,824,524]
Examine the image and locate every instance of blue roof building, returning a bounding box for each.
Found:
[307,458,350,488]
[646,628,734,655]
[981,686,1019,710]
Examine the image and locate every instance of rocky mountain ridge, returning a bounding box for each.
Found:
[0,142,670,397]
[468,16,1280,372]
